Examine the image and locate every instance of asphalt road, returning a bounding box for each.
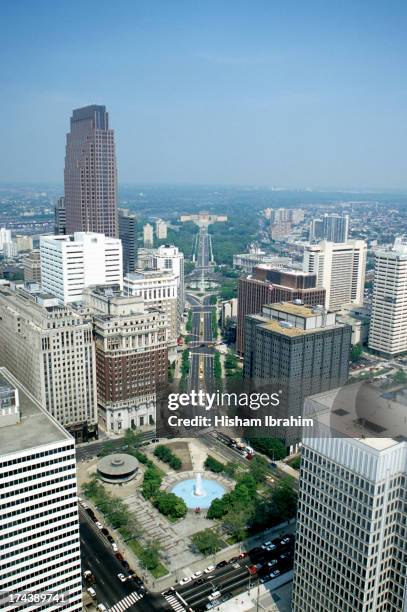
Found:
[76,430,155,461]
[80,511,168,611]
[166,536,294,611]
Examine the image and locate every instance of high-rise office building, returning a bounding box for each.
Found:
[23,250,42,284]
[64,105,118,237]
[15,235,33,252]
[269,208,304,224]
[40,232,122,304]
[0,285,97,441]
[124,269,178,351]
[309,213,349,243]
[143,223,154,247]
[368,237,407,356]
[155,219,168,239]
[293,389,407,612]
[55,196,66,235]
[118,208,137,274]
[0,367,82,611]
[244,302,351,443]
[303,240,366,311]
[236,267,326,355]
[0,227,12,250]
[153,244,185,328]
[83,285,168,433]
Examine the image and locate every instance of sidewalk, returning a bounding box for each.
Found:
[277,461,299,480]
[152,519,296,592]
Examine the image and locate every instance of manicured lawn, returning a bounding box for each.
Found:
[127,539,169,579]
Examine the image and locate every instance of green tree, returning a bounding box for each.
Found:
[248,455,269,483]
[222,508,251,541]
[191,529,223,556]
[204,455,225,473]
[223,462,238,479]
[154,491,187,519]
[351,343,363,363]
[207,497,226,519]
[224,353,238,369]
[271,478,298,522]
[394,369,407,384]
[246,437,287,460]
[123,428,142,447]
[139,541,161,571]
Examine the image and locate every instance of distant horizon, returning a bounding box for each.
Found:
[1,181,407,196]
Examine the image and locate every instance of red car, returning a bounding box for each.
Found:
[239,552,248,558]
[247,565,257,575]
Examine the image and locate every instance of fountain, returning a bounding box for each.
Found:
[194,472,204,496]
[171,472,226,509]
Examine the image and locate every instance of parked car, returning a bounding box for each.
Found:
[83,570,95,584]
[179,576,192,585]
[95,521,103,530]
[111,542,118,552]
[117,573,127,583]
[215,560,227,569]
[208,591,221,602]
[228,556,239,564]
[269,569,281,578]
[192,570,203,578]
[86,587,96,599]
[101,528,109,536]
[204,565,215,573]
[247,565,257,575]
[115,552,124,562]
[97,604,107,612]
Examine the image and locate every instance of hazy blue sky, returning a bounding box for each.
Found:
[1,0,407,188]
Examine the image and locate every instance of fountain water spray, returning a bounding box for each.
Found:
[194,472,204,496]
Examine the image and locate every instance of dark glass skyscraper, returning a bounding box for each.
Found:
[64,105,118,237]
[118,208,137,273]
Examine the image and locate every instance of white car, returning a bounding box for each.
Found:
[87,587,96,599]
[117,573,127,583]
[204,565,215,574]
[179,576,192,585]
[95,521,103,530]
[97,605,107,612]
[208,591,221,602]
[111,542,118,552]
[192,570,203,579]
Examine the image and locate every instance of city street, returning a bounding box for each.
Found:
[80,511,169,611]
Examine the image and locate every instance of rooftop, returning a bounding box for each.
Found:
[304,384,407,450]
[0,368,72,456]
[268,302,319,318]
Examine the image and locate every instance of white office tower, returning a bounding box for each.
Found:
[40,232,122,303]
[143,223,154,247]
[153,244,185,328]
[303,240,366,311]
[0,284,97,440]
[0,227,12,250]
[0,368,82,612]
[292,393,407,612]
[155,219,168,239]
[124,269,178,352]
[368,237,407,356]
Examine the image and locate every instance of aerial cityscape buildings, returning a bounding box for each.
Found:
[303,239,367,310]
[292,389,407,612]
[40,232,123,303]
[368,237,407,356]
[0,368,82,611]
[0,284,98,441]
[64,105,118,237]
[309,213,350,243]
[118,208,137,274]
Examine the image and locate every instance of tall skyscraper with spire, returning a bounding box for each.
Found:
[64,105,118,237]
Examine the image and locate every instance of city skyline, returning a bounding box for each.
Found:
[1,1,407,189]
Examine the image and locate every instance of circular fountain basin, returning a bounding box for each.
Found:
[171,478,226,509]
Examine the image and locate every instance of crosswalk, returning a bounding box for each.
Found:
[108,591,144,612]
[162,591,187,612]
